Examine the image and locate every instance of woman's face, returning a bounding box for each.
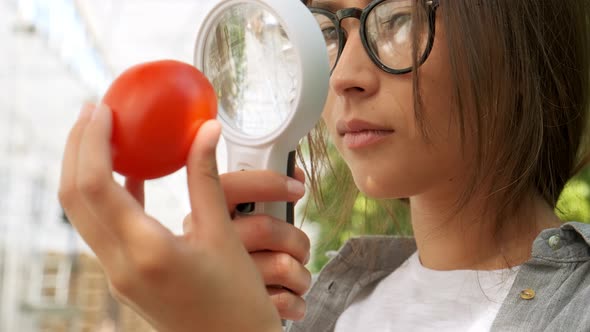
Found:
[319,0,469,199]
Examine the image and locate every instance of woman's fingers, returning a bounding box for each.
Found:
[59,103,94,192]
[186,120,235,241]
[252,251,312,297]
[220,170,306,212]
[76,104,148,243]
[233,215,311,265]
[267,287,307,321]
[293,166,306,184]
[59,103,116,255]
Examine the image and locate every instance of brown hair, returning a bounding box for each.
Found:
[300,1,590,234]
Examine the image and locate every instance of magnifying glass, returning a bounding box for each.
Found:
[194,0,330,224]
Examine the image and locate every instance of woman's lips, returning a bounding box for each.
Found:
[337,119,394,149]
[342,130,393,149]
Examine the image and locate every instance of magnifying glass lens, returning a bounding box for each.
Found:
[204,3,298,138]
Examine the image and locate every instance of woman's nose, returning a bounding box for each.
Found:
[329,24,379,99]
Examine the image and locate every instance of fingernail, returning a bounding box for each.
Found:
[298,304,307,319]
[91,104,104,120]
[78,104,95,120]
[287,179,305,197]
[304,252,311,265]
[183,220,192,234]
[206,120,222,150]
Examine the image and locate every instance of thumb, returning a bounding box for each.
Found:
[186,120,231,236]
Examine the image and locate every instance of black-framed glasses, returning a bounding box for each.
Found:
[308,0,439,74]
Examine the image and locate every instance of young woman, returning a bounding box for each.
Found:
[59,0,590,331]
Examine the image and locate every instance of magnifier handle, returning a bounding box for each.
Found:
[285,150,296,224]
[278,151,296,225]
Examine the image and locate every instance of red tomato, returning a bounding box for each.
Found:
[103,60,217,180]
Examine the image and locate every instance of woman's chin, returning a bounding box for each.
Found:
[353,176,410,200]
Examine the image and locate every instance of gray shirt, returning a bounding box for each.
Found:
[288,222,590,331]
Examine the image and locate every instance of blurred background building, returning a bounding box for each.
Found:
[0,0,240,330]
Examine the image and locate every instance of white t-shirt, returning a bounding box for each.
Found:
[334,252,518,332]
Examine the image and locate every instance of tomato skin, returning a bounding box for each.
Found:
[103,60,217,180]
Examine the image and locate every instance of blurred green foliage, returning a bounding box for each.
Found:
[305,151,590,273]
[556,166,590,222]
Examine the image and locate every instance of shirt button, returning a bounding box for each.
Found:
[548,235,562,250]
[520,288,536,300]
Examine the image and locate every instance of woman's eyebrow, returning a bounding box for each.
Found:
[309,0,372,12]
[309,0,341,12]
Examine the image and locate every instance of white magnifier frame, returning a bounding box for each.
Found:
[194,0,329,224]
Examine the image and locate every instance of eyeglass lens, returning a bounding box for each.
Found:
[311,0,431,72]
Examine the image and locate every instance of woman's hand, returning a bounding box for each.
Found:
[58,104,282,332]
[183,169,313,321]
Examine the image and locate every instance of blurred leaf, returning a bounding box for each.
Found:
[556,167,590,223]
